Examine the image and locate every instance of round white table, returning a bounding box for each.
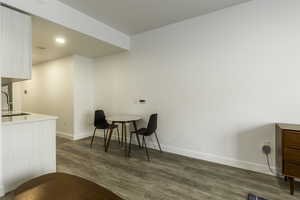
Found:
[106,114,142,155]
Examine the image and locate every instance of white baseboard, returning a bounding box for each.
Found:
[56,131,73,140]
[128,136,277,176]
[160,144,276,176]
[57,131,92,141]
[58,131,277,177]
[73,132,92,141]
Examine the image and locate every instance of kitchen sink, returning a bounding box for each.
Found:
[2,113,31,118]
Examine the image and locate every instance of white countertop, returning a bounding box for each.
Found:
[2,112,58,125]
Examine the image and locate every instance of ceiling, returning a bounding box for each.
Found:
[32,16,125,65]
[58,0,252,35]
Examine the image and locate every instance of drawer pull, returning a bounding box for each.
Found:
[287,161,300,166]
[288,146,300,150]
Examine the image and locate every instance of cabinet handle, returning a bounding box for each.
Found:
[287,161,300,166]
[286,145,300,150]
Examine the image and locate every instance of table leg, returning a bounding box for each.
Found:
[103,129,107,146]
[133,121,141,148]
[124,123,128,156]
[105,128,113,152]
[117,125,121,144]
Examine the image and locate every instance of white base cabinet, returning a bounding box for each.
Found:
[2,119,56,195]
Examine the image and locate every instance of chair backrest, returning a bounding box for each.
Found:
[145,114,158,136]
[94,110,107,127]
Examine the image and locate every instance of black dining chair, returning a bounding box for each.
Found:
[128,113,162,161]
[90,110,120,150]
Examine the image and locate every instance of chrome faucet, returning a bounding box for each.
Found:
[1,91,12,112]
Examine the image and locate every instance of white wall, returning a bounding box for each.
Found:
[73,55,95,140]
[0,78,3,196]
[12,82,22,112]
[21,56,74,135]
[0,5,4,195]
[19,55,95,140]
[1,85,8,111]
[94,0,300,175]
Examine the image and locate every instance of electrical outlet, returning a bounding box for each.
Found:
[139,99,146,104]
[262,145,271,155]
[262,141,272,155]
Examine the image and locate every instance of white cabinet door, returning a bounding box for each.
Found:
[2,120,56,193]
[0,6,32,79]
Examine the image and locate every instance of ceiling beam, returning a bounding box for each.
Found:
[0,0,130,50]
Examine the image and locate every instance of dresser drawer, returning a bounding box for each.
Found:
[284,131,300,148]
[284,148,300,163]
[284,162,300,178]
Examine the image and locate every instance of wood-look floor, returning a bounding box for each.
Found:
[2,136,300,200]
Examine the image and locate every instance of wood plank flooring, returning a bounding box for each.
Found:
[2,136,300,199]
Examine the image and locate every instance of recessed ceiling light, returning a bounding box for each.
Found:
[55,37,66,44]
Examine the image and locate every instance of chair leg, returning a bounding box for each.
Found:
[103,129,109,150]
[90,128,97,148]
[104,129,107,146]
[128,132,133,157]
[105,128,113,152]
[154,131,163,153]
[143,136,150,161]
[117,126,121,144]
[133,121,141,148]
[121,123,124,146]
[136,135,141,149]
[142,137,145,148]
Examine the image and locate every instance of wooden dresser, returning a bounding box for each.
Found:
[276,123,300,195]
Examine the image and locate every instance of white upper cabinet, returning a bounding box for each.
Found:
[0,6,32,80]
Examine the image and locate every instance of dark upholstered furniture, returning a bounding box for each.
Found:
[14,173,124,200]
